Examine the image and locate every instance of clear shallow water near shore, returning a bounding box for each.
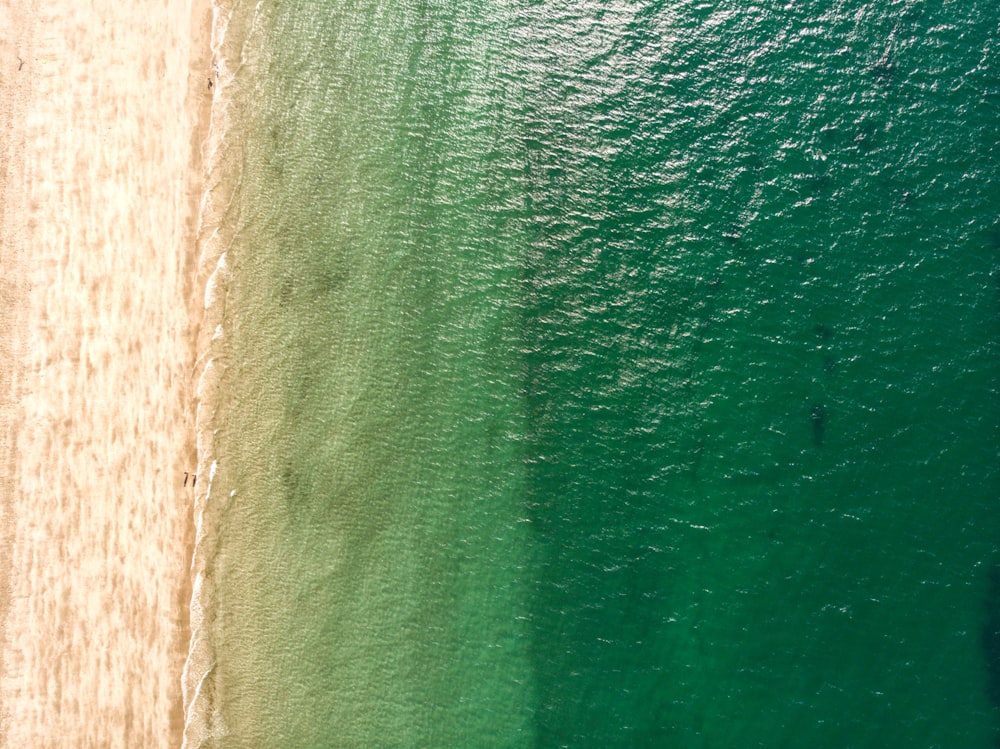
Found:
[186,0,999,746]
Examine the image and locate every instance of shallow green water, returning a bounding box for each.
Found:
[191,0,1000,745]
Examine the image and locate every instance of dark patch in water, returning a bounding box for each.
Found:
[810,403,826,446]
[981,564,1000,710]
[853,121,884,154]
[986,224,1000,251]
[868,47,898,86]
[278,276,295,305]
[815,325,837,374]
[981,563,1000,748]
[806,170,833,194]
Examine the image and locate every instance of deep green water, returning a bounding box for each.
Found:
[190,0,1000,746]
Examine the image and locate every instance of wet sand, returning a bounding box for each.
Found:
[0,0,212,745]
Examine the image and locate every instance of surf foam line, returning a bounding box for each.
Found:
[182,1,238,745]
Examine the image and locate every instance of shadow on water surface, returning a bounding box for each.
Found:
[809,403,826,447]
[984,566,1000,692]
[982,562,1000,746]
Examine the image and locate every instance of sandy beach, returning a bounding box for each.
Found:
[0,0,212,745]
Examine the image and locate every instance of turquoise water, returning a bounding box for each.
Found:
[189,0,1000,746]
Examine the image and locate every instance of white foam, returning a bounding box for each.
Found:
[182,2,235,745]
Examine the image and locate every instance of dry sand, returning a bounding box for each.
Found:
[0,0,213,745]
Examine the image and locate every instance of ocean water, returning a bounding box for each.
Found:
[186,0,1000,746]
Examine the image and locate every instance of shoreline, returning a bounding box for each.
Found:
[179,0,218,742]
[183,0,238,740]
[0,0,214,745]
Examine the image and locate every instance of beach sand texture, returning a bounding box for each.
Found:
[0,0,211,745]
